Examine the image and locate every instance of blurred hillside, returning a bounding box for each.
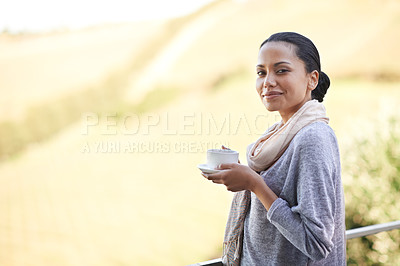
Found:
[2,0,400,118]
[0,0,400,265]
[160,0,400,89]
[2,0,400,160]
[0,21,164,121]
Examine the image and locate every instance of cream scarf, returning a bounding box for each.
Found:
[222,100,329,266]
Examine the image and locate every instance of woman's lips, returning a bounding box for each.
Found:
[263,91,283,100]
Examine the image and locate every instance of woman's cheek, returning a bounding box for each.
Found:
[256,81,263,95]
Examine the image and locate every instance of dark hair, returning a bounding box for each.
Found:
[260,32,330,102]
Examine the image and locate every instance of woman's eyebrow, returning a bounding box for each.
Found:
[256,61,291,68]
[274,61,291,67]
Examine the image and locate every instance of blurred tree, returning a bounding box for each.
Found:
[343,116,400,265]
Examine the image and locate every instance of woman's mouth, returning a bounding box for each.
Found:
[263,91,283,100]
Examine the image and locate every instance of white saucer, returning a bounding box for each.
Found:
[197,164,221,174]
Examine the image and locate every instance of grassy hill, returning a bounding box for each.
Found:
[159,0,400,90]
[0,21,165,121]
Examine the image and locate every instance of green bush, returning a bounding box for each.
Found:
[343,116,400,265]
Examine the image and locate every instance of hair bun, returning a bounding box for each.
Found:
[312,71,330,102]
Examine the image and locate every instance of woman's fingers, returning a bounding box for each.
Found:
[217,163,236,170]
[202,172,224,184]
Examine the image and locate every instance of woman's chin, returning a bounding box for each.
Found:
[263,102,279,112]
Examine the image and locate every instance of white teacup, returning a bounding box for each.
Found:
[206,149,239,169]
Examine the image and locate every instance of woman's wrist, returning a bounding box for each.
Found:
[250,172,278,211]
[249,172,267,193]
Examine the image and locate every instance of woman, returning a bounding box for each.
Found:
[202,32,346,265]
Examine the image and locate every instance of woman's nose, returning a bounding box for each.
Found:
[264,75,276,88]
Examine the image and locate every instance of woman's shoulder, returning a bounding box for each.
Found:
[293,121,338,148]
[288,122,340,168]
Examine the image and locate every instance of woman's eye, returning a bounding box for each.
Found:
[277,69,288,74]
[257,71,265,76]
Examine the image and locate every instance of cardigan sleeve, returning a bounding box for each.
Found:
[265,125,340,261]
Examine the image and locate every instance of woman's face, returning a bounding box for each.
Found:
[256,41,318,122]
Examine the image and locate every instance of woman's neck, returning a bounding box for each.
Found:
[279,98,312,124]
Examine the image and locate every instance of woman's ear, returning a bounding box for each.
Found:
[308,70,319,91]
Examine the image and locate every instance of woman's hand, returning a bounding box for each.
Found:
[201,145,278,210]
[202,163,260,192]
[201,159,279,210]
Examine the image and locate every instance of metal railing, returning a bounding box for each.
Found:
[190,220,400,266]
[345,220,400,239]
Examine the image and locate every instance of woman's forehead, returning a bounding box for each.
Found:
[257,42,299,65]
